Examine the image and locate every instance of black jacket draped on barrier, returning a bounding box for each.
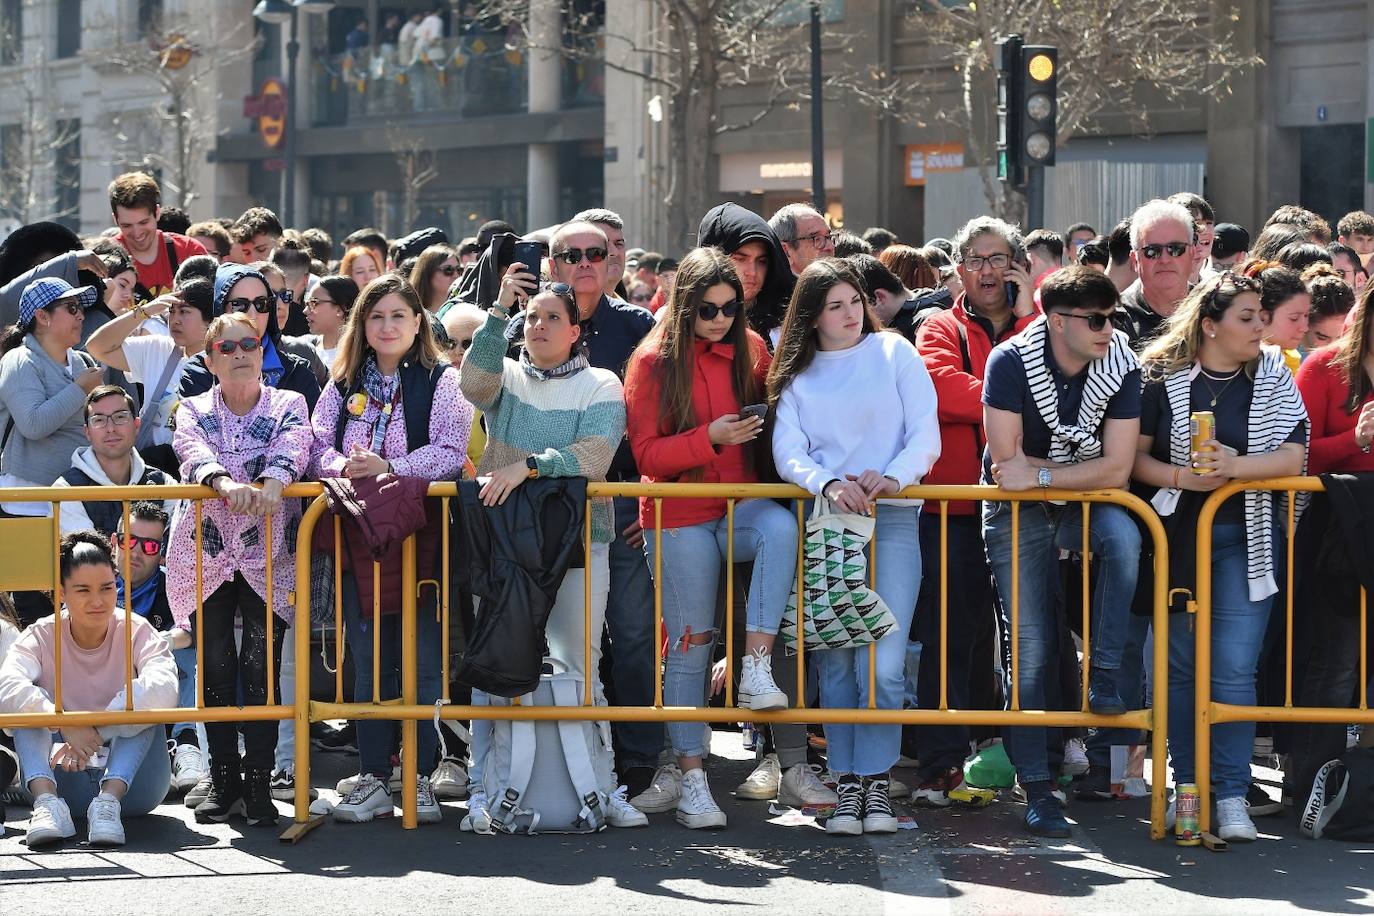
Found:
[452,476,587,698]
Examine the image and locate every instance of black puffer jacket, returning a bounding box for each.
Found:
[452,476,588,697]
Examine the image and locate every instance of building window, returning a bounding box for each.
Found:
[56,0,81,58]
[1,0,20,65]
[138,0,162,40]
[55,119,80,230]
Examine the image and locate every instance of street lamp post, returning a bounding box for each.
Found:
[253,0,334,228]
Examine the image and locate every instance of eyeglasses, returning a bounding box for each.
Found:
[962,254,1011,271]
[793,230,836,249]
[274,289,293,304]
[213,336,262,355]
[1136,242,1191,260]
[87,410,133,430]
[697,301,740,321]
[438,264,459,277]
[46,301,83,316]
[116,533,162,556]
[552,247,608,266]
[1060,312,1112,331]
[226,296,274,314]
[545,281,575,297]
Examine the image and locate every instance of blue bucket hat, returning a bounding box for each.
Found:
[18,277,98,328]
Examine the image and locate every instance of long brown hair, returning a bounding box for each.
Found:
[625,248,759,476]
[332,274,447,385]
[1335,280,1374,414]
[409,243,459,312]
[766,258,882,406]
[879,244,937,290]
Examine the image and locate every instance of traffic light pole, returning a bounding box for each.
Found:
[1025,165,1044,231]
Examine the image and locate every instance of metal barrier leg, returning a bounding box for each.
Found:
[400,535,419,829]
[282,495,329,843]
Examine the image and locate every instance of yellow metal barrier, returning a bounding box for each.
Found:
[293,481,1172,840]
[1192,476,1367,835]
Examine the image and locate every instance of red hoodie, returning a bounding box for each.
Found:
[914,298,1039,514]
[625,330,771,530]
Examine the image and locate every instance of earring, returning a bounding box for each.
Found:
[1209,333,1216,338]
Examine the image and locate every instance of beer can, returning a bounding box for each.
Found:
[1189,412,1215,475]
[1175,783,1201,845]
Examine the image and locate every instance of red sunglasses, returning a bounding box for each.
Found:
[117,533,162,556]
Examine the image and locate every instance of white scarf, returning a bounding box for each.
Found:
[1149,346,1309,601]
[1010,316,1140,464]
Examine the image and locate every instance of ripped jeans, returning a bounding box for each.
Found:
[644,499,798,759]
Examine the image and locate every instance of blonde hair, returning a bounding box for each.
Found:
[1139,272,1263,380]
[203,311,259,352]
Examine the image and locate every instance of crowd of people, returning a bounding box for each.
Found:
[0,170,1368,852]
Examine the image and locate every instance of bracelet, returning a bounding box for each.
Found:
[1172,466,1181,489]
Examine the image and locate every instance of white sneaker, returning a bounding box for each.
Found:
[778,762,839,806]
[629,764,682,813]
[336,764,402,796]
[676,768,727,829]
[430,758,469,800]
[86,792,125,847]
[270,765,318,802]
[735,752,782,799]
[416,775,442,824]
[26,793,75,847]
[1217,796,1257,842]
[1062,738,1090,776]
[460,790,492,833]
[889,776,912,800]
[738,648,787,711]
[332,773,394,823]
[605,785,649,828]
[171,742,207,792]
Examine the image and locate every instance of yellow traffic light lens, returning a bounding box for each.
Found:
[1028,53,1055,82]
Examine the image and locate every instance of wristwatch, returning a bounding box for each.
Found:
[1037,467,1053,489]
[526,455,540,479]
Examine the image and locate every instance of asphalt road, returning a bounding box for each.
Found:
[3,731,1372,915]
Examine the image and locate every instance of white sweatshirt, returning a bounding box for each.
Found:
[772,331,941,506]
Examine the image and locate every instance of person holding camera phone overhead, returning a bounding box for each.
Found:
[624,247,810,830]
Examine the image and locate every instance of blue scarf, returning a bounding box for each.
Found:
[117,570,162,619]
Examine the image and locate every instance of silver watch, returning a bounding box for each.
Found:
[1037,467,1053,488]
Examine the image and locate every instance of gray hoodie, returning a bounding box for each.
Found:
[51,445,180,535]
[0,335,97,490]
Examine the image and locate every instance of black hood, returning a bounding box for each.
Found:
[450,232,519,311]
[697,203,794,337]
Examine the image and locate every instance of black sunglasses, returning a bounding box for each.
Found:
[697,301,740,321]
[1136,242,1191,260]
[117,533,163,556]
[214,336,262,355]
[226,296,274,314]
[275,288,293,304]
[1060,312,1112,331]
[552,247,608,266]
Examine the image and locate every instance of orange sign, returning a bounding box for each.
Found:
[904,143,965,186]
[255,79,287,150]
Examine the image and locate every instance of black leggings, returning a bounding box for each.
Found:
[194,574,286,772]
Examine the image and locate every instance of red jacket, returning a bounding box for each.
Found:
[1297,346,1374,474]
[915,298,1039,514]
[626,330,771,529]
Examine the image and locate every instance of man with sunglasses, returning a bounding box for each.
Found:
[981,267,1142,839]
[769,203,835,276]
[1119,199,1196,352]
[52,386,177,536]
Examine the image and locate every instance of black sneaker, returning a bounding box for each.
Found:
[1246,781,1283,817]
[194,764,245,823]
[622,766,655,801]
[316,722,357,753]
[1075,765,1116,801]
[1087,667,1126,716]
[1024,794,1072,838]
[825,776,864,836]
[862,776,898,833]
[243,767,279,827]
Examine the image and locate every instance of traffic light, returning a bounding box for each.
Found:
[1018,45,1057,167]
[995,35,1023,183]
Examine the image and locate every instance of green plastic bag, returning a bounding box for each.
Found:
[964,741,1016,789]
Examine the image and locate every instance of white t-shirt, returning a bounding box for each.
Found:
[121,334,190,447]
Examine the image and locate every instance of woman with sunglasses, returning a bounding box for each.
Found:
[164,310,314,829]
[310,274,471,826]
[409,243,460,313]
[768,258,939,837]
[303,275,359,369]
[177,265,322,412]
[459,276,645,831]
[1133,271,1306,842]
[624,247,824,830]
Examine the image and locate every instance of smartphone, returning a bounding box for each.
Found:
[739,403,768,422]
[511,241,545,276]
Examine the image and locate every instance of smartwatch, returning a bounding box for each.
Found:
[1037,467,1053,489]
[526,455,540,479]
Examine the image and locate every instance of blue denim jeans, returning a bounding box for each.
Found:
[16,725,169,816]
[172,645,206,753]
[604,496,665,771]
[1086,613,1151,766]
[1168,522,1274,801]
[342,570,443,778]
[818,505,922,777]
[983,499,1140,784]
[643,498,798,758]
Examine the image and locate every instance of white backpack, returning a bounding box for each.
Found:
[472,661,614,835]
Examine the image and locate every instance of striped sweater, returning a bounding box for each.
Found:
[458,310,626,542]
